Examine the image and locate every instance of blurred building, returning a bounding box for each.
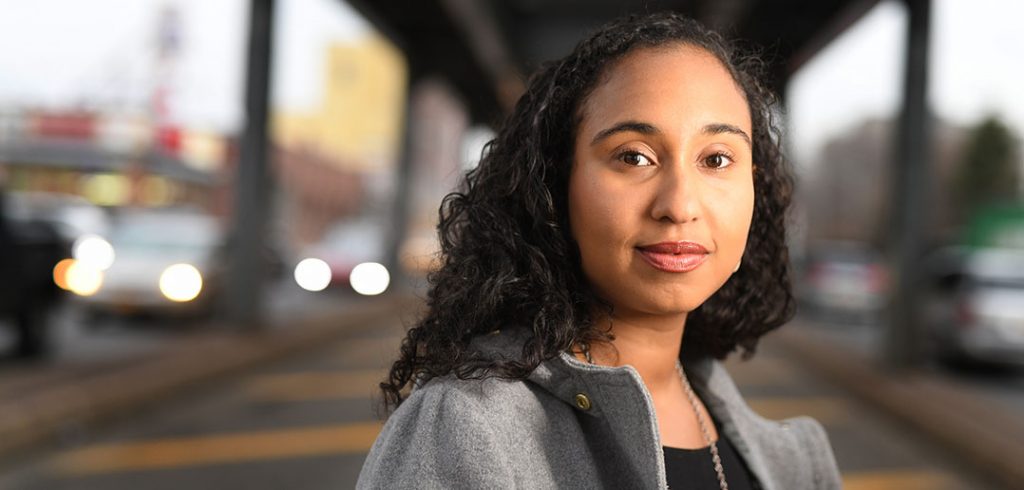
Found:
[0,5,232,218]
[399,79,470,274]
[0,109,225,211]
[802,116,974,247]
[272,35,407,245]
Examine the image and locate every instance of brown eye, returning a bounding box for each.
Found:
[620,151,653,167]
[703,152,733,169]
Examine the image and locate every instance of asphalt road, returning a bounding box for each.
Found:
[0,306,401,490]
[0,279,353,364]
[803,314,1024,425]
[0,308,1009,489]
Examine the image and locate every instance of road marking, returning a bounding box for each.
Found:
[243,370,388,402]
[842,469,957,489]
[746,396,850,425]
[52,421,384,476]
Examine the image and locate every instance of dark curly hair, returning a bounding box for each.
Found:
[382,12,795,410]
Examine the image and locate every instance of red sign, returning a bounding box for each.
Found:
[30,112,96,139]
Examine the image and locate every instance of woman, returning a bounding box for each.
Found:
[359,12,841,490]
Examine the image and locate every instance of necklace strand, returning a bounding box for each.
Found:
[677,361,728,490]
[581,345,728,490]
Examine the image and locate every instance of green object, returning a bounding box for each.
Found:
[965,203,1024,249]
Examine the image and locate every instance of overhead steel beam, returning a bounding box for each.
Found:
[440,0,524,110]
[346,0,876,119]
[345,0,504,124]
[787,0,882,76]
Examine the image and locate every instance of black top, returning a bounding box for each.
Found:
[663,421,758,490]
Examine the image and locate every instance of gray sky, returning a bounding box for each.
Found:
[788,0,1024,166]
[0,0,370,132]
[0,0,1021,161]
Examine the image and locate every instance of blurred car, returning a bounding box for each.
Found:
[797,241,888,324]
[74,208,223,320]
[924,247,1024,368]
[293,218,390,295]
[5,190,110,242]
[0,191,70,357]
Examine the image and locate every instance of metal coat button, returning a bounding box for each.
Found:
[574,393,592,411]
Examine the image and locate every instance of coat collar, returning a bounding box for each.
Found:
[471,326,777,490]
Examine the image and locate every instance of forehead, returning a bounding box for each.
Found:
[578,44,751,134]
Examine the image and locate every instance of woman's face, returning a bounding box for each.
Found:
[568,44,755,319]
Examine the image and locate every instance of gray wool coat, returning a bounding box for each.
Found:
[357,328,842,489]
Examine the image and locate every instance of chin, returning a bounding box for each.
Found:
[631,292,708,317]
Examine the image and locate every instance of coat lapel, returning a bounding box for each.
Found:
[686,357,777,490]
[477,328,782,489]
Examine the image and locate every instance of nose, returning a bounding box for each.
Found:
[650,165,699,224]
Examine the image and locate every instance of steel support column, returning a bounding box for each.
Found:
[885,0,932,368]
[226,0,275,327]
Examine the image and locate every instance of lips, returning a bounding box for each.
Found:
[636,241,709,273]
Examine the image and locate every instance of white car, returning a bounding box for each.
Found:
[74,208,222,319]
[293,219,390,295]
[925,247,1024,368]
[797,241,888,325]
[5,190,110,242]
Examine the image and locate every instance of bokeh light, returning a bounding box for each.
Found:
[349,262,389,296]
[82,173,131,207]
[65,260,104,296]
[52,258,74,290]
[159,263,203,302]
[294,258,331,292]
[72,234,115,270]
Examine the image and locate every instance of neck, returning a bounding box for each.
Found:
[586,309,687,390]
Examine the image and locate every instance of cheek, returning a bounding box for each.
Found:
[567,168,588,238]
[711,179,755,253]
[568,167,617,242]
[731,182,756,250]
[567,164,640,290]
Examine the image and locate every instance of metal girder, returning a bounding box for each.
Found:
[346,0,506,124]
[346,0,877,121]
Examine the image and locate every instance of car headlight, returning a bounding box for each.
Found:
[159,263,203,302]
[294,258,331,292]
[72,234,115,271]
[350,262,389,296]
[53,258,74,290]
[59,259,104,296]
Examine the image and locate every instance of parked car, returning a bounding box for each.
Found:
[293,218,390,295]
[797,241,888,325]
[924,246,1024,368]
[74,208,224,320]
[4,190,110,242]
[0,191,70,357]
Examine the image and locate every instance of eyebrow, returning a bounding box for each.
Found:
[590,120,660,146]
[589,120,752,148]
[703,123,751,147]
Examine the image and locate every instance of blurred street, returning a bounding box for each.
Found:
[0,302,1016,489]
[0,291,421,489]
[2,0,1024,489]
[0,280,350,366]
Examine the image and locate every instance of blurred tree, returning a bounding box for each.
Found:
[953,116,1021,223]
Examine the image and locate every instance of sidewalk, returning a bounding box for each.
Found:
[771,322,1024,489]
[0,294,423,461]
